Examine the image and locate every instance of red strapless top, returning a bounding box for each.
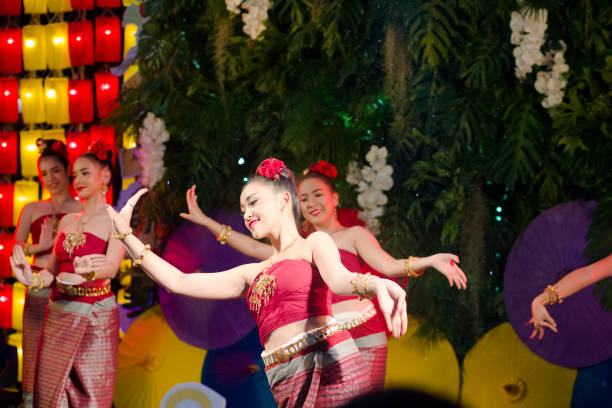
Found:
[30,213,66,256]
[247,259,332,345]
[51,231,112,304]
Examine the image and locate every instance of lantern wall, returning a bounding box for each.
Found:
[20,78,45,124]
[68,79,94,123]
[46,23,71,71]
[19,130,42,177]
[0,77,19,123]
[44,77,70,125]
[0,131,18,175]
[22,24,47,71]
[68,20,94,67]
[13,180,40,226]
[0,183,15,227]
[0,28,22,74]
[0,232,12,279]
[94,16,121,63]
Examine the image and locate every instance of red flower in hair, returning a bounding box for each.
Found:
[51,141,68,159]
[307,160,337,179]
[88,139,112,161]
[257,158,287,180]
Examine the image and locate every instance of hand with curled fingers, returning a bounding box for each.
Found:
[429,253,468,290]
[527,294,558,340]
[9,245,34,286]
[372,278,408,338]
[105,188,148,237]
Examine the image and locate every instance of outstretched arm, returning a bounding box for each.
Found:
[106,188,258,299]
[528,254,612,340]
[179,185,273,261]
[350,226,467,289]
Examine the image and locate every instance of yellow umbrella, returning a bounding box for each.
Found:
[385,315,460,402]
[113,305,207,408]
[461,322,577,408]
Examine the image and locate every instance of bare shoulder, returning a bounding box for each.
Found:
[306,230,334,245]
[58,213,79,229]
[235,262,267,285]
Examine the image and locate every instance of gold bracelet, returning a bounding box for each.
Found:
[546,285,563,304]
[216,225,232,245]
[133,244,151,266]
[404,256,425,278]
[27,272,42,292]
[113,228,133,240]
[360,273,375,300]
[23,244,31,257]
[82,271,97,281]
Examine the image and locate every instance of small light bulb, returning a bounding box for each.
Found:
[70,142,77,148]
[76,36,82,42]
[1,142,7,148]
[46,89,57,98]
[3,90,9,96]
[104,29,112,35]
[7,38,14,45]
[25,39,35,48]
[69,89,77,96]
[53,36,65,45]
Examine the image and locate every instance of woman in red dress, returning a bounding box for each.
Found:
[12,140,81,407]
[106,158,409,408]
[11,140,125,407]
[180,160,467,389]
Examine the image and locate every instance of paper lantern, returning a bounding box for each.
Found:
[22,25,47,71]
[0,284,11,328]
[123,0,140,6]
[19,129,42,177]
[11,283,24,330]
[46,23,71,70]
[23,0,46,13]
[0,184,14,227]
[66,130,89,164]
[68,20,93,67]
[70,0,93,9]
[123,64,139,83]
[97,0,120,6]
[0,28,22,74]
[44,77,70,125]
[95,16,121,63]
[0,0,20,14]
[0,78,18,123]
[68,79,94,123]
[95,72,119,118]
[0,131,18,175]
[13,180,40,226]
[123,23,138,59]
[47,0,71,12]
[89,125,116,156]
[42,128,66,144]
[7,332,22,382]
[0,232,13,278]
[20,78,45,124]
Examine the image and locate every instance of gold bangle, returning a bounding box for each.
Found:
[404,256,425,278]
[351,273,375,300]
[28,272,42,292]
[82,271,97,281]
[546,285,563,304]
[113,228,133,240]
[216,225,232,245]
[133,244,151,266]
[23,244,31,257]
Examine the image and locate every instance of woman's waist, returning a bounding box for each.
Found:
[331,297,374,315]
[263,315,333,350]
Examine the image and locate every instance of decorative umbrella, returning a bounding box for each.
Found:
[504,200,612,368]
[461,322,577,408]
[113,306,207,408]
[385,316,460,403]
[571,357,612,407]
[159,210,257,350]
[160,382,226,408]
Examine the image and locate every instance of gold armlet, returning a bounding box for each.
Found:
[27,272,43,292]
[133,244,151,266]
[545,285,563,304]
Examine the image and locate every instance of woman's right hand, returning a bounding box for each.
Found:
[179,185,209,226]
[372,278,408,339]
[37,217,55,252]
[527,293,558,340]
[106,188,148,236]
[9,245,34,286]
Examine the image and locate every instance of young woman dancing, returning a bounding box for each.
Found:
[528,253,612,340]
[12,140,81,407]
[10,140,124,407]
[179,160,467,389]
[106,158,408,407]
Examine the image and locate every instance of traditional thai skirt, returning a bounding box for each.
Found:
[33,296,118,408]
[263,321,371,408]
[21,287,51,407]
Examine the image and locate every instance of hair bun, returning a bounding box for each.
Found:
[88,139,113,162]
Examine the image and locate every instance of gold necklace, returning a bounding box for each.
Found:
[62,212,94,257]
[249,237,301,313]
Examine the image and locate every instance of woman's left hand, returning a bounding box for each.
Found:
[373,279,408,338]
[106,188,148,236]
[527,294,558,340]
[74,254,110,275]
[428,253,467,290]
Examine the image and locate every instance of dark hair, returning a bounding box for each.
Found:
[299,171,337,193]
[37,139,69,171]
[246,159,301,224]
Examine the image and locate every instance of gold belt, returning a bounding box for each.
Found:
[56,281,111,297]
[338,306,378,331]
[261,321,342,367]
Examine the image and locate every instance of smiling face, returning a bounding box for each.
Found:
[298,177,339,227]
[39,156,70,196]
[72,156,111,200]
[240,180,290,239]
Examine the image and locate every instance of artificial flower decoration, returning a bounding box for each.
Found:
[88,138,112,161]
[306,160,338,179]
[136,112,169,188]
[257,158,286,180]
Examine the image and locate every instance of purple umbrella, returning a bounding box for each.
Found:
[504,200,612,368]
[159,210,257,350]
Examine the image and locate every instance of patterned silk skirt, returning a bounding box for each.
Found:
[34,297,119,408]
[22,288,51,397]
[264,330,371,408]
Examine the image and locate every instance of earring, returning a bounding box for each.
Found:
[102,186,108,195]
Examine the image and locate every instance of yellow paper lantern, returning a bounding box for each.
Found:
[13,180,40,226]
[123,0,140,6]
[123,24,138,59]
[123,64,139,83]
[19,130,43,177]
[122,126,137,149]
[42,128,66,144]
[23,0,47,15]
[11,283,25,331]
[20,78,46,124]
[22,25,47,72]
[47,0,72,13]
[7,332,23,382]
[46,23,71,71]
[44,77,70,125]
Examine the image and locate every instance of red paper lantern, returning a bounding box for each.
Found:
[68,79,94,124]
[95,72,119,118]
[0,284,11,328]
[0,183,14,227]
[95,17,121,63]
[66,130,89,164]
[0,28,22,74]
[0,0,20,15]
[68,20,94,67]
[0,78,18,123]
[70,0,94,9]
[0,232,12,279]
[0,131,18,175]
[96,0,120,7]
